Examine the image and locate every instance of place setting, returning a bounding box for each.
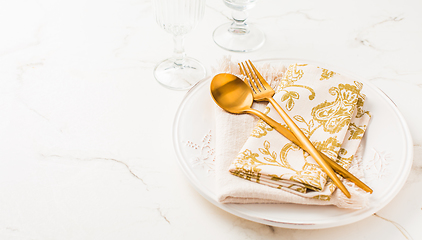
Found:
[173,57,412,229]
[153,0,413,230]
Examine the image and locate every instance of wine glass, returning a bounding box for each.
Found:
[153,0,207,90]
[213,0,265,52]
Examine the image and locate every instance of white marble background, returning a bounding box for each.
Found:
[0,0,421,239]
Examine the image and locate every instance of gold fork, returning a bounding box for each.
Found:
[238,62,372,193]
[239,60,352,198]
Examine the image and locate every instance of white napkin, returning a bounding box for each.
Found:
[214,57,371,209]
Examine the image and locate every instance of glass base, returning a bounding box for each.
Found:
[213,22,265,52]
[153,57,207,91]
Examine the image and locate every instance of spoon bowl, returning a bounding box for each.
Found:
[210,73,254,114]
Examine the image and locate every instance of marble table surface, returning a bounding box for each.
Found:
[1,0,421,239]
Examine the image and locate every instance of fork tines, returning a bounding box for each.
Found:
[239,60,271,94]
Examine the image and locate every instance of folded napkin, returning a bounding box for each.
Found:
[214,57,372,209]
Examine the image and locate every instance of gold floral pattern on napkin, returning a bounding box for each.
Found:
[228,63,371,199]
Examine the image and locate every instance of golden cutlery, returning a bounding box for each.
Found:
[211,72,359,197]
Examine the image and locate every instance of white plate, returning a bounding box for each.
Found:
[172,58,413,229]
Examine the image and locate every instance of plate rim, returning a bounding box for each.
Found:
[172,58,414,229]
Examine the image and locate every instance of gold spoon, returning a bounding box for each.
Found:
[210,73,370,197]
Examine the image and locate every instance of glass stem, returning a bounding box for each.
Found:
[173,35,186,66]
[229,10,249,35]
